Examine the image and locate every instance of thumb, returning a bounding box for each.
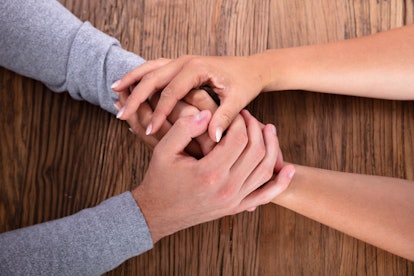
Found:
[156,110,211,156]
[208,102,243,142]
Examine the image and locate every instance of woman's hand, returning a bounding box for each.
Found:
[112,55,270,143]
[132,109,295,243]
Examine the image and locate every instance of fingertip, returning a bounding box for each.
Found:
[114,102,121,111]
[195,109,211,122]
[246,207,257,212]
[215,127,223,143]
[111,80,121,90]
[286,164,296,179]
[145,123,153,135]
[116,106,125,119]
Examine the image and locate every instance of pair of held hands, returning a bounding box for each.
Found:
[113,56,295,243]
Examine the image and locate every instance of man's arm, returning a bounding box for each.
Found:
[272,165,414,261]
[0,193,153,275]
[0,0,145,114]
[0,0,154,274]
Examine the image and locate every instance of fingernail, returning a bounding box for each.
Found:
[215,127,223,143]
[288,170,295,179]
[271,125,277,135]
[114,102,121,111]
[116,107,125,119]
[111,80,121,89]
[128,128,135,134]
[145,123,152,135]
[195,110,208,121]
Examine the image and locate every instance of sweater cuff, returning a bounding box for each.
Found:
[64,22,146,114]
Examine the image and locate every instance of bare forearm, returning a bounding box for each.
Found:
[256,24,414,100]
[272,164,414,261]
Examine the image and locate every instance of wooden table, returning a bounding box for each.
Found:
[1,0,413,274]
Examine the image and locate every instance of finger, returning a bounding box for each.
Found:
[149,63,215,135]
[156,110,212,157]
[117,57,197,122]
[114,97,160,148]
[184,89,220,153]
[150,92,214,156]
[202,114,247,170]
[167,98,215,155]
[230,110,266,184]
[209,97,247,142]
[240,122,279,196]
[274,148,284,173]
[119,90,144,137]
[184,89,218,114]
[238,164,296,212]
[111,58,171,91]
[117,58,188,121]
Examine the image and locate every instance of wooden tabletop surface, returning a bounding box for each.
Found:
[1,0,414,275]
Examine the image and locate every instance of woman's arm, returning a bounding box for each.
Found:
[272,164,414,261]
[113,24,414,141]
[258,24,414,100]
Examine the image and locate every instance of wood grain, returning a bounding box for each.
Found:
[1,0,413,275]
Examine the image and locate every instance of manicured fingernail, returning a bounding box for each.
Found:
[215,127,223,143]
[145,123,152,135]
[111,80,121,89]
[116,107,125,119]
[128,128,135,134]
[114,102,121,111]
[288,170,295,179]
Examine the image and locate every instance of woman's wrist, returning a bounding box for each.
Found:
[250,49,296,93]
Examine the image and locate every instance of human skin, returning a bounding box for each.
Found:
[114,24,414,259]
[130,109,294,243]
[113,24,414,142]
[273,165,414,261]
[125,97,414,260]
[119,91,414,261]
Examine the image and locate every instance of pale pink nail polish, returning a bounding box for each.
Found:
[111,80,121,89]
[215,127,223,143]
[145,123,152,135]
[116,107,125,119]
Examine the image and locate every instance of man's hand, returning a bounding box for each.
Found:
[131,110,295,243]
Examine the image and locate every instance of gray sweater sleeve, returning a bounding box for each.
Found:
[0,0,154,274]
[0,0,146,114]
[0,192,153,275]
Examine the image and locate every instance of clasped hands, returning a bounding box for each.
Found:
[113,55,295,243]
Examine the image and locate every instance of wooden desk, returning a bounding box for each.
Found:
[1,0,413,274]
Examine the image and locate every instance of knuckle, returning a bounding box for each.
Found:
[258,163,275,183]
[174,117,188,129]
[217,185,236,202]
[186,56,204,67]
[220,112,234,127]
[234,132,248,147]
[160,86,177,101]
[199,167,223,188]
[251,145,266,163]
[141,71,156,82]
[156,57,169,64]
